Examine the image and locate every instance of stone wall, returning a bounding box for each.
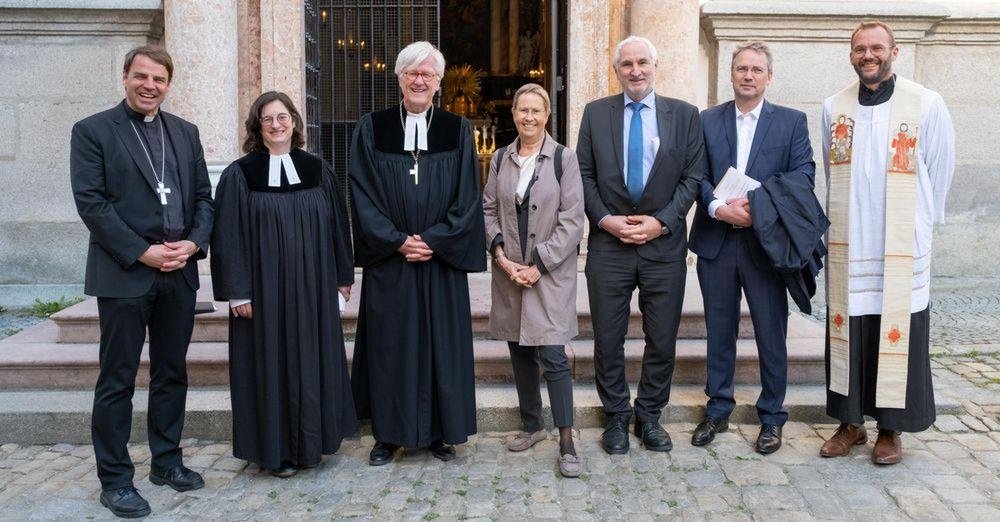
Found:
[0,1,163,304]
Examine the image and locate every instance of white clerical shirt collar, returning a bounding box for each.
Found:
[404,108,429,151]
[268,153,301,187]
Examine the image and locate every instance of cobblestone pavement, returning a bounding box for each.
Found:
[1,415,998,520]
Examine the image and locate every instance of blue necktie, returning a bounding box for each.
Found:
[626,102,645,203]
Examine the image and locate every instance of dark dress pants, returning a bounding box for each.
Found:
[697,228,789,426]
[585,249,686,424]
[508,342,574,431]
[92,271,195,490]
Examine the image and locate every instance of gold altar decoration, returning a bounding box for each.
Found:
[442,64,485,117]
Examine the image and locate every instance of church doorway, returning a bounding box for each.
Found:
[438,0,568,155]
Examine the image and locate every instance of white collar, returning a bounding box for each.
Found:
[268,153,301,187]
[404,108,429,151]
[736,98,765,120]
[623,90,657,111]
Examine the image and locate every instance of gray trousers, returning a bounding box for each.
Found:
[508,342,574,431]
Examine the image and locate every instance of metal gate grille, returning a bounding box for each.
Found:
[304,0,321,154]
[316,0,440,178]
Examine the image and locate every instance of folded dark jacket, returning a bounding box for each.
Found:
[748,172,830,314]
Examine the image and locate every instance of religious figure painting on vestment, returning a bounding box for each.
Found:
[829,114,854,164]
[890,122,918,173]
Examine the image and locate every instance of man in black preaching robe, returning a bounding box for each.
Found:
[349,41,486,466]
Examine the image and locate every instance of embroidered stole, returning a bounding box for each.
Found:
[827,77,923,409]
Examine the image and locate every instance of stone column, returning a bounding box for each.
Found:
[259,0,305,114]
[630,0,700,105]
[567,0,612,149]
[164,0,240,163]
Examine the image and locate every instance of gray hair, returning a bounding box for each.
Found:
[512,83,551,112]
[613,35,658,70]
[731,41,773,72]
[394,41,445,78]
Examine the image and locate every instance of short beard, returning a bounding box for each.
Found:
[854,60,892,87]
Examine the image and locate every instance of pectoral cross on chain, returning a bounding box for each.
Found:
[409,160,419,185]
[156,181,171,205]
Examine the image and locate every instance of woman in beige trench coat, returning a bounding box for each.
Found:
[483,83,586,477]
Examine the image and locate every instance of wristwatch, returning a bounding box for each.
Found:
[661,225,670,237]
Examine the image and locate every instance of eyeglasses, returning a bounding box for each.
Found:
[515,107,548,117]
[261,113,290,125]
[401,71,438,82]
[852,45,893,57]
[733,66,768,76]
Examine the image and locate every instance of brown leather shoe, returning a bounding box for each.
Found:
[872,428,902,465]
[819,423,867,457]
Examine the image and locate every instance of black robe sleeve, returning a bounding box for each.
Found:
[418,118,487,273]
[323,161,355,286]
[210,163,252,301]
[348,114,409,267]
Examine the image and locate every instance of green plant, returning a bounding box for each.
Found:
[30,296,84,317]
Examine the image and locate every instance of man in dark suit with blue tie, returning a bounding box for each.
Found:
[71,46,213,517]
[688,41,815,454]
[578,36,705,455]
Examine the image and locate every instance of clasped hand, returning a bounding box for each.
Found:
[398,235,433,262]
[139,240,198,272]
[715,197,752,228]
[496,249,540,288]
[602,215,664,245]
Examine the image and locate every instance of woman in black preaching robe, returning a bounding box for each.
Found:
[349,41,486,466]
[211,91,357,478]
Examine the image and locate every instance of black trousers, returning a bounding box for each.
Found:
[697,229,789,426]
[585,249,686,423]
[508,342,574,431]
[92,271,195,490]
[825,307,935,432]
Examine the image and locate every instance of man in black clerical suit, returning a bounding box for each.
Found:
[577,36,705,455]
[70,46,212,518]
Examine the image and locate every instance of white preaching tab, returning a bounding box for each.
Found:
[268,154,302,187]
[404,109,429,151]
[713,166,761,201]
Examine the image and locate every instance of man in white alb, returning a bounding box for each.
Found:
[820,20,954,465]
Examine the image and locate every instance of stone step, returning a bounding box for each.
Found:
[0,320,823,389]
[4,383,962,445]
[50,272,762,343]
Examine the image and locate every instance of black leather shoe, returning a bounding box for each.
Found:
[634,421,673,452]
[149,465,204,492]
[755,424,783,455]
[270,461,298,478]
[691,416,729,447]
[601,416,631,455]
[429,440,456,462]
[368,442,400,466]
[99,486,151,518]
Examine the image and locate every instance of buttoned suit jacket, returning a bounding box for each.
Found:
[70,102,214,298]
[577,93,706,262]
[689,99,815,262]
